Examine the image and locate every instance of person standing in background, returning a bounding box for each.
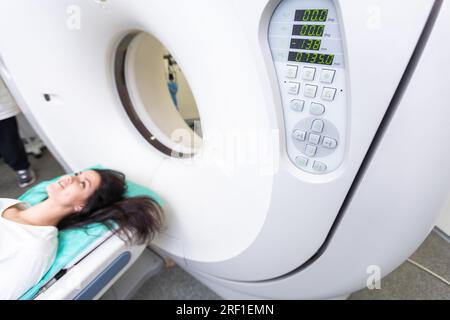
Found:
[0,77,35,188]
[167,72,179,110]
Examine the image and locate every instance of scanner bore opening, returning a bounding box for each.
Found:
[114,32,202,158]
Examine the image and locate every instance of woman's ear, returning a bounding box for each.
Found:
[74,204,84,213]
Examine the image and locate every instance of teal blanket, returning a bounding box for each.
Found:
[18,168,162,300]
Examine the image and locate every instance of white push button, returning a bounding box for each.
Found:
[310,103,325,115]
[287,82,300,95]
[311,119,324,133]
[322,137,337,149]
[290,99,304,111]
[295,156,309,167]
[303,84,318,98]
[286,65,298,79]
[292,129,306,141]
[320,69,335,83]
[305,144,317,157]
[302,67,316,81]
[313,161,327,172]
[321,87,336,101]
[308,133,321,145]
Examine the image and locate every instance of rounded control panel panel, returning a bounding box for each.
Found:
[268,0,347,174]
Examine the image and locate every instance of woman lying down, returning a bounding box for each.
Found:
[0,169,163,299]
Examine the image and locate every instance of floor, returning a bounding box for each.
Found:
[1,148,449,300]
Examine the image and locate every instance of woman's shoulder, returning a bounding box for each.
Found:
[0,198,29,213]
[0,198,55,242]
[0,198,21,204]
[0,198,24,210]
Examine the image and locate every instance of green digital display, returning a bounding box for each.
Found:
[290,38,321,51]
[288,51,334,65]
[295,9,328,22]
[292,24,325,37]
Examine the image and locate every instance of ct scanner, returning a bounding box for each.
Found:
[0,0,449,299]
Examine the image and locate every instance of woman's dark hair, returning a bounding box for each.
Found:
[57,169,163,245]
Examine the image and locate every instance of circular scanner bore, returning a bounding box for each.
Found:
[115,32,202,158]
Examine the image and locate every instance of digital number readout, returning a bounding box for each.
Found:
[295,9,328,22]
[290,38,321,51]
[292,24,325,37]
[288,51,334,65]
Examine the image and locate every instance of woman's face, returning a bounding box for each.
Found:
[46,170,101,212]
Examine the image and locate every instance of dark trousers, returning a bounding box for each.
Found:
[0,116,29,171]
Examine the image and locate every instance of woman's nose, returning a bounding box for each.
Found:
[65,175,73,184]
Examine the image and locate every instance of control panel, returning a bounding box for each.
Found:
[268,0,347,174]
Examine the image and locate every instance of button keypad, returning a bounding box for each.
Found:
[281,64,342,174]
